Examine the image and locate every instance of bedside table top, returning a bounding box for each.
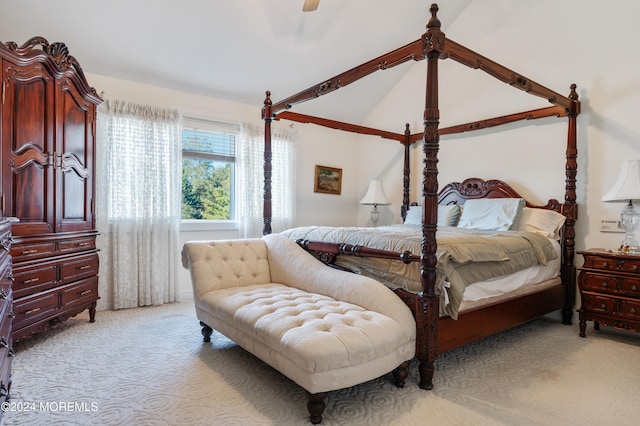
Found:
[579,249,640,259]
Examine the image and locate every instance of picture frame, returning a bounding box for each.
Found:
[314,165,342,195]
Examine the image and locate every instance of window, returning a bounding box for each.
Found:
[181,118,238,224]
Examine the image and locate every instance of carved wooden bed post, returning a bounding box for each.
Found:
[561,83,580,324]
[417,2,445,391]
[401,123,412,222]
[262,91,273,236]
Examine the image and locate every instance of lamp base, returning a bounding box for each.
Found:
[370,205,380,227]
[619,200,640,253]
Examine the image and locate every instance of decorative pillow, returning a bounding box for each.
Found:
[513,207,566,240]
[439,204,461,226]
[404,204,461,226]
[457,198,525,231]
[404,206,422,225]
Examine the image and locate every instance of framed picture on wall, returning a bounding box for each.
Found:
[314,165,342,195]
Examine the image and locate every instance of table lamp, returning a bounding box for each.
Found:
[602,159,640,252]
[360,180,389,226]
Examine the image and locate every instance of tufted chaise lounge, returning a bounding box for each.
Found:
[181,233,416,424]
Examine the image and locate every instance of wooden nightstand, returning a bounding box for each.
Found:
[577,249,640,337]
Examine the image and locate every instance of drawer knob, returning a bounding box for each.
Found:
[602,281,608,287]
[24,277,40,285]
[22,249,38,255]
[633,285,638,291]
[0,289,6,299]
[80,289,93,296]
[0,337,7,348]
[25,307,41,316]
[79,265,91,271]
[600,303,606,309]
[633,265,639,271]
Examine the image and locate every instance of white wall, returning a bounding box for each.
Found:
[359,0,640,256]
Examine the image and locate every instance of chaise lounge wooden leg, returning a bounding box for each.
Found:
[306,391,328,424]
[392,360,410,388]
[200,321,213,342]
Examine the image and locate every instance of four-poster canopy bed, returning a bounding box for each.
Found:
[261,3,580,391]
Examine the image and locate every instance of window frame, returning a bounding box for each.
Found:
[180,117,239,232]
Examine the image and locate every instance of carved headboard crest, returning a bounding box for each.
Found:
[438,178,562,213]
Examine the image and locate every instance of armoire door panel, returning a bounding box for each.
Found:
[1,61,55,236]
[55,79,94,232]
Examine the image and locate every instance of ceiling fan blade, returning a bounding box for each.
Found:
[302,0,319,12]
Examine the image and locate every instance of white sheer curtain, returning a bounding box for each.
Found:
[237,123,296,238]
[96,100,182,310]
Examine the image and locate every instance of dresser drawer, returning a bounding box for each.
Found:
[12,262,58,299]
[0,256,11,299]
[57,236,97,256]
[580,272,619,296]
[59,253,99,285]
[583,254,640,274]
[0,297,12,353]
[60,277,98,310]
[10,241,57,263]
[10,234,97,263]
[13,289,60,330]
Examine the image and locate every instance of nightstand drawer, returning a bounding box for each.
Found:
[621,277,640,296]
[583,254,640,273]
[620,299,640,319]
[581,294,617,315]
[581,272,619,295]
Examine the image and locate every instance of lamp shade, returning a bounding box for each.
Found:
[360,180,389,205]
[602,159,640,202]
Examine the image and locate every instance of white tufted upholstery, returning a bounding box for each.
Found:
[182,234,416,398]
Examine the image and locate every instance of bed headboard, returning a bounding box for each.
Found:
[437,178,563,214]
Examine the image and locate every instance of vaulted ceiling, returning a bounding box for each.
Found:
[0,0,472,122]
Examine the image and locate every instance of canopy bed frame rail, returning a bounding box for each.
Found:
[261,3,580,391]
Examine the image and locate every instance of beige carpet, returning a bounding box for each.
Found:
[2,300,639,426]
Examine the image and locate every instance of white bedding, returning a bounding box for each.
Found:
[282,224,560,319]
[461,238,561,302]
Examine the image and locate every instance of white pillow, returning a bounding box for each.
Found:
[404,206,422,225]
[439,204,461,226]
[457,198,525,231]
[514,207,566,240]
[404,204,460,226]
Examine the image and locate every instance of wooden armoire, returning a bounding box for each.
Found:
[0,37,101,342]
